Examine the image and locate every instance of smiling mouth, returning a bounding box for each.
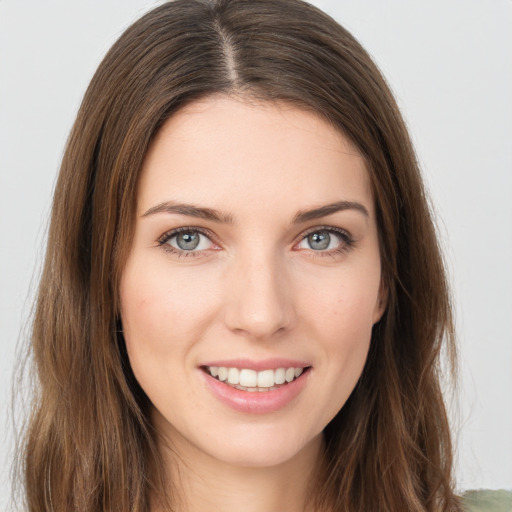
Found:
[202,365,310,392]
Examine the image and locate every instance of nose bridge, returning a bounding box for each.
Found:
[224,246,294,339]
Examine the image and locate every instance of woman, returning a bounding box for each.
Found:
[16,0,507,511]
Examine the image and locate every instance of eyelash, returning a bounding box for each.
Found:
[157,226,355,258]
[297,226,355,258]
[157,227,220,258]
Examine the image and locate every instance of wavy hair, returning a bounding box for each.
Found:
[19,0,461,510]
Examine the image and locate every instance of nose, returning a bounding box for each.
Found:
[223,250,295,340]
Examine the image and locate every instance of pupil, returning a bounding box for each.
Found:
[177,232,200,250]
[308,231,330,250]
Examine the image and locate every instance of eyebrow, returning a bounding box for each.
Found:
[142,201,234,223]
[292,200,369,224]
[142,199,369,224]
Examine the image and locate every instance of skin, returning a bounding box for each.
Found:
[120,96,386,512]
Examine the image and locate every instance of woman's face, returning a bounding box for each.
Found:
[120,96,385,469]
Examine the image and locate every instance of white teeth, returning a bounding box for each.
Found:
[206,365,306,389]
[239,369,257,387]
[274,368,286,385]
[257,369,275,388]
[227,367,240,385]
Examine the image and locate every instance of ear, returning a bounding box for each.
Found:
[372,279,388,324]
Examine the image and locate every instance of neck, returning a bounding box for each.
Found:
[152,426,324,512]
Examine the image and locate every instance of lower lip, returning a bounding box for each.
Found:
[201,369,310,414]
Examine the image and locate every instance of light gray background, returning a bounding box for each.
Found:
[1,0,511,507]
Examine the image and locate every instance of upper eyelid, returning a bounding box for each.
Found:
[158,226,218,245]
[296,225,352,241]
[301,225,349,235]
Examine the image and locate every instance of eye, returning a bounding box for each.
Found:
[296,227,353,254]
[158,228,217,255]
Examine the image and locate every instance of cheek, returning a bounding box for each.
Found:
[301,265,381,337]
[119,276,172,391]
[118,263,213,406]
[319,288,375,372]
[120,261,218,342]
[297,263,380,401]
[118,260,227,398]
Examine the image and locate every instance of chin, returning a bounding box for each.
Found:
[196,424,323,469]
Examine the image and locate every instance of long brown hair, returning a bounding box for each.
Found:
[19,0,461,510]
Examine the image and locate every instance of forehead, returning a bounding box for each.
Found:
[137,96,373,220]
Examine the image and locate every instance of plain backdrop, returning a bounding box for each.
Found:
[1,0,511,508]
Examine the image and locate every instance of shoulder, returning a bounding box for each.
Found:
[461,490,512,512]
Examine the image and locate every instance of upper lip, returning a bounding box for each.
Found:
[200,358,311,371]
